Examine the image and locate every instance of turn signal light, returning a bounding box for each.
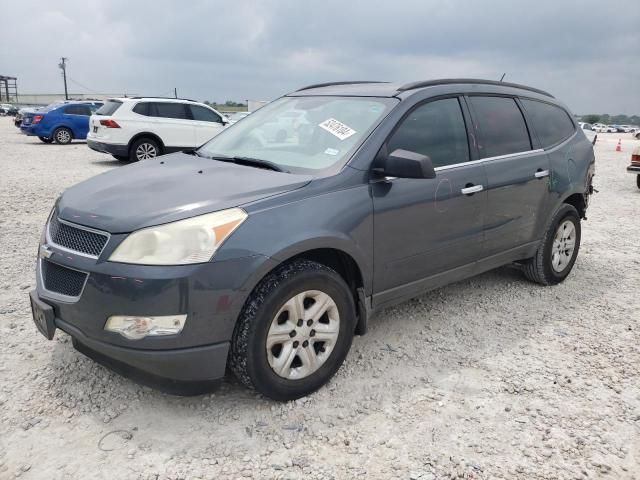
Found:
[99,119,121,128]
[32,115,43,124]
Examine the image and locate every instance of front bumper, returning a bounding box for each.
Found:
[87,139,129,156]
[33,237,277,392]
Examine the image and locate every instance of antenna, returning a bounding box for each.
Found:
[499,73,506,82]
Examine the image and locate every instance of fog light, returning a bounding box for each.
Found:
[105,314,187,340]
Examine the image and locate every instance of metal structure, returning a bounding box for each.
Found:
[0,75,18,103]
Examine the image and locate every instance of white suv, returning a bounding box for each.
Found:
[87,97,227,162]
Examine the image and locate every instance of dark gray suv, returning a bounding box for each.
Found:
[30,79,595,400]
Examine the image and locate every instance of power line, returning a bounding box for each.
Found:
[67,77,102,95]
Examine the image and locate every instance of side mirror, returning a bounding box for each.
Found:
[377,149,436,179]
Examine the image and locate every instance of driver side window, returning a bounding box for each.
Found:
[387,98,470,168]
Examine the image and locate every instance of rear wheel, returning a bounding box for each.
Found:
[129,138,160,162]
[636,174,640,190]
[229,259,356,401]
[523,204,581,285]
[38,136,53,144]
[53,127,73,145]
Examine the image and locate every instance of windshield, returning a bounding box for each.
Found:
[198,96,396,174]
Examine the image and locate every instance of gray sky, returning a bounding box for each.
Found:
[2,0,639,114]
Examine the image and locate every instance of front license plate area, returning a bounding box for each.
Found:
[29,291,56,340]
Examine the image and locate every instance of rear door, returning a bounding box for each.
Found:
[466,95,550,255]
[63,104,92,138]
[150,102,196,148]
[188,104,226,145]
[371,97,487,305]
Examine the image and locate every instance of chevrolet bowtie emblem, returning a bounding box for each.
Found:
[39,245,53,259]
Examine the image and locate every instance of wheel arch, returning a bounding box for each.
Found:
[53,124,75,139]
[242,245,370,336]
[128,132,165,153]
[561,192,587,219]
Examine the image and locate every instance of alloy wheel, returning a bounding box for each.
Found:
[136,143,157,160]
[56,129,71,144]
[551,219,576,273]
[266,290,340,380]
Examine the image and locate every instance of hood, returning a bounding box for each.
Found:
[57,152,312,232]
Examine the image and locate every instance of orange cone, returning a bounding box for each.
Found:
[615,139,622,152]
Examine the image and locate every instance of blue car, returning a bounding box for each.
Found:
[21,101,103,144]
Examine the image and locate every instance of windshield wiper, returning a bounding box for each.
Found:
[201,153,288,173]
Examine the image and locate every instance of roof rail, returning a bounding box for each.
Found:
[130,96,198,102]
[397,78,554,98]
[296,81,389,92]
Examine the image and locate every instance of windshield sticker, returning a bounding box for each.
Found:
[324,148,339,156]
[318,118,356,140]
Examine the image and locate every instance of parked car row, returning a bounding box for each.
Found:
[584,123,639,134]
[0,103,20,116]
[11,97,254,161]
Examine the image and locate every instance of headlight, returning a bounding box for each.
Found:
[109,208,247,265]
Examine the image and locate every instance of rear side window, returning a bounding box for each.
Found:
[189,105,222,123]
[96,101,122,116]
[132,102,151,116]
[386,98,469,168]
[64,105,91,116]
[151,102,188,119]
[521,99,576,148]
[468,96,531,158]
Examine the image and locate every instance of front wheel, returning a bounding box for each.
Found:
[38,136,53,143]
[229,259,356,401]
[523,204,581,285]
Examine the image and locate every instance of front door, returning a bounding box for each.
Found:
[371,97,487,307]
[188,104,226,145]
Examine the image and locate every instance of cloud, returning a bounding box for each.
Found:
[1,0,638,113]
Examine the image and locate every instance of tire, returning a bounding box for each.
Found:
[129,137,160,162]
[111,154,130,162]
[523,204,581,286]
[38,136,53,144]
[636,175,640,190]
[229,259,356,401]
[53,127,73,145]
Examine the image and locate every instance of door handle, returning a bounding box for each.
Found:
[461,184,483,195]
[535,169,550,179]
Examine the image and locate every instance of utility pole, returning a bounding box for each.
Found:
[174,87,178,99]
[59,57,69,100]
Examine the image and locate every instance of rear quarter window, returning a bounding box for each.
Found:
[132,102,151,116]
[96,101,122,116]
[468,96,532,158]
[520,99,576,148]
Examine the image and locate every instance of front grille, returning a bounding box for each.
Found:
[42,260,88,297]
[48,215,108,257]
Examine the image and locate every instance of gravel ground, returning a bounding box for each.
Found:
[0,119,639,480]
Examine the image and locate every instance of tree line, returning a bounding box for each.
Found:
[580,114,640,125]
